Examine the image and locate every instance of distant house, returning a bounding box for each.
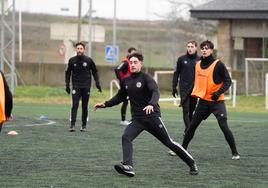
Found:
[190,0,268,70]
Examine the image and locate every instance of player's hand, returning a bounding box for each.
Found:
[65,86,71,94]
[6,114,13,121]
[211,91,220,101]
[94,103,105,111]
[96,83,102,92]
[143,105,154,115]
[180,96,187,107]
[172,88,178,98]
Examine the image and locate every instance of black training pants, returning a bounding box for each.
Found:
[181,96,197,133]
[122,116,195,167]
[70,87,90,127]
[182,99,238,155]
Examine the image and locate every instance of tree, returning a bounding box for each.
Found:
[156,0,214,66]
[164,0,213,21]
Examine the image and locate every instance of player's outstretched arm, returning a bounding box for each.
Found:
[94,103,106,111]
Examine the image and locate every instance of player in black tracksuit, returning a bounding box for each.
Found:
[65,42,102,132]
[94,52,198,177]
[182,40,240,160]
[172,41,199,134]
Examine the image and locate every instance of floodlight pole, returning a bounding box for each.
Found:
[77,0,82,42]
[0,0,17,93]
[11,0,16,92]
[88,0,92,57]
[145,0,151,73]
[112,0,117,63]
[0,0,5,71]
[19,9,22,62]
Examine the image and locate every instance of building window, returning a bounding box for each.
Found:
[234,38,268,69]
[244,38,262,58]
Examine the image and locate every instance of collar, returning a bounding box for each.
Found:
[187,52,197,59]
[200,55,214,66]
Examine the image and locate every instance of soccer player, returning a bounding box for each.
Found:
[172,40,199,133]
[94,52,198,177]
[182,40,240,160]
[65,42,102,132]
[170,41,199,157]
[0,71,13,133]
[114,47,136,126]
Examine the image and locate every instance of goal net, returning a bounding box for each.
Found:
[245,58,268,96]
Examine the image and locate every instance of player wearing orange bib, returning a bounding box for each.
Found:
[0,71,13,133]
[182,40,240,160]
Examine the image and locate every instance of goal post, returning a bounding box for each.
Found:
[109,70,237,108]
[153,70,180,105]
[225,80,237,108]
[109,79,120,98]
[109,72,180,105]
[245,58,268,96]
[265,73,268,110]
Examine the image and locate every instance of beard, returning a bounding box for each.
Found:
[77,52,84,58]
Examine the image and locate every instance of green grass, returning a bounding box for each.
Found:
[13,86,268,112]
[0,101,267,187]
[14,86,66,98]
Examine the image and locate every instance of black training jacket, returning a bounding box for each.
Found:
[172,52,199,99]
[105,72,161,118]
[65,55,100,88]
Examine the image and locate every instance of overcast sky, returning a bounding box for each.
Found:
[12,0,172,20]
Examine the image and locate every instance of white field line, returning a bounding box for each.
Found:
[4,117,267,128]
[214,119,267,123]
[5,118,56,127]
[163,117,268,124]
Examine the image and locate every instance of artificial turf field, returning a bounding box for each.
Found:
[0,103,267,188]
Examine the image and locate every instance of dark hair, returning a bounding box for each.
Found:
[128,52,144,61]
[200,40,214,49]
[75,42,85,49]
[127,47,136,53]
[187,40,198,47]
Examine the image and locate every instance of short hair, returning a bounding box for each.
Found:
[75,42,85,49]
[127,47,136,53]
[200,40,214,49]
[128,52,144,61]
[187,40,198,47]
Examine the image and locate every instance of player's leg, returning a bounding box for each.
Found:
[114,119,144,177]
[145,117,198,175]
[0,122,2,133]
[168,97,190,156]
[189,97,198,122]
[213,102,239,159]
[120,99,129,126]
[81,88,90,131]
[182,100,209,149]
[182,97,191,133]
[121,120,143,166]
[70,87,81,131]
